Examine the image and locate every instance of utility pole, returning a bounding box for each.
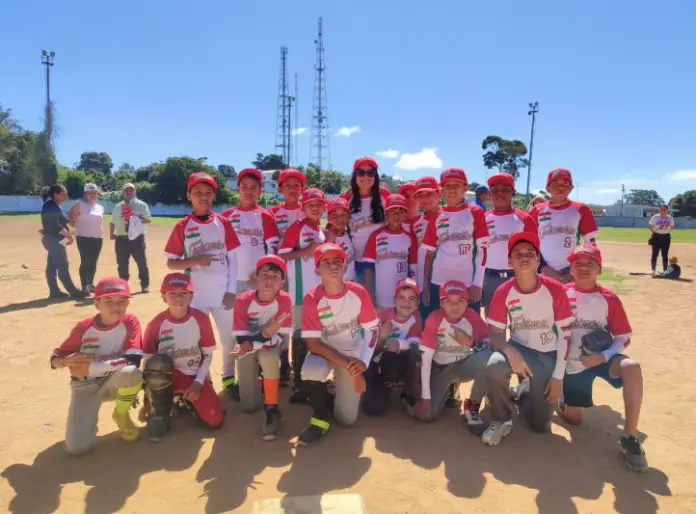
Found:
[275,47,290,166]
[41,50,55,147]
[293,73,299,166]
[310,17,331,172]
[525,102,539,203]
[620,184,625,216]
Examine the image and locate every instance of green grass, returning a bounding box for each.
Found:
[0,212,181,226]
[597,227,696,244]
[599,266,629,293]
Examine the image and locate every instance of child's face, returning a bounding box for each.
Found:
[162,290,192,312]
[94,295,129,322]
[304,200,325,222]
[256,265,284,298]
[442,295,468,320]
[490,183,514,211]
[238,176,261,205]
[441,180,466,206]
[403,191,419,211]
[570,256,600,284]
[386,208,406,229]
[187,183,215,213]
[417,191,440,212]
[279,178,303,203]
[328,208,348,229]
[546,179,572,203]
[315,255,346,281]
[394,288,419,319]
[508,242,540,274]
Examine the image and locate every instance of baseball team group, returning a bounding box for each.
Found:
[44,156,670,476]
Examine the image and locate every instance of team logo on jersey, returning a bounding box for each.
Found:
[318,305,333,320]
[185,226,201,239]
[276,213,288,226]
[229,212,241,224]
[82,343,100,351]
[248,311,260,329]
[539,211,552,223]
[567,296,577,311]
[507,298,523,315]
[377,236,389,247]
[302,232,315,244]
[438,217,450,229]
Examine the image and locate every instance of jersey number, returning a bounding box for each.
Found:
[396,262,408,273]
[539,331,554,346]
[459,244,471,255]
[563,236,572,248]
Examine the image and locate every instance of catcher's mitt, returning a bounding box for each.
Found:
[648,237,653,246]
[581,327,613,355]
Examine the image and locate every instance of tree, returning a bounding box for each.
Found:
[468,182,480,192]
[148,156,233,205]
[77,152,113,174]
[217,164,236,178]
[251,153,287,171]
[118,162,135,172]
[670,190,696,218]
[114,170,136,190]
[481,136,529,180]
[624,189,664,207]
[63,169,96,198]
[134,165,155,183]
[305,165,321,189]
[320,171,346,195]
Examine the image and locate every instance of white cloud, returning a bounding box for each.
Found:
[376,149,399,159]
[596,188,620,195]
[291,127,307,136]
[335,126,360,138]
[664,169,696,181]
[394,148,443,170]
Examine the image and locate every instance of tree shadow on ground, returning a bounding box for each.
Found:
[2,414,206,514]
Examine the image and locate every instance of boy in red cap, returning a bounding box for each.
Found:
[362,278,423,415]
[232,255,293,440]
[529,168,599,283]
[398,182,420,233]
[560,244,647,472]
[297,242,379,446]
[50,277,143,454]
[411,176,441,304]
[363,194,418,311]
[483,173,536,314]
[410,280,492,433]
[324,197,356,281]
[221,168,280,292]
[422,168,489,314]
[482,231,574,446]
[140,273,223,442]
[164,171,242,401]
[270,168,307,239]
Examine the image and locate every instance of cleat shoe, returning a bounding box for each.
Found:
[222,377,240,401]
[482,420,513,446]
[147,416,170,443]
[620,435,648,472]
[463,399,487,436]
[141,286,150,294]
[112,408,140,442]
[298,417,330,447]
[262,407,281,441]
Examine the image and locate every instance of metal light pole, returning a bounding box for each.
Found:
[41,50,55,145]
[525,102,539,202]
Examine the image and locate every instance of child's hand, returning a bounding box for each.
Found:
[195,255,217,267]
[231,342,253,357]
[452,327,473,348]
[384,338,400,352]
[262,312,291,339]
[468,285,482,303]
[64,353,93,378]
[184,381,203,402]
[378,320,393,342]
[414,398,431,420]
[346,358,367,376]
[353,374,366,394]
[222,292,236,310]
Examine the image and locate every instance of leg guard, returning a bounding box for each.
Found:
[144,354,174,421]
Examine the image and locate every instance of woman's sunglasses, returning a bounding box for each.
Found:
[355,169,376,177]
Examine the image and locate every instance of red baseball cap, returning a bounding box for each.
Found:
[327,197,349,214]
[94,277,131,299]
[508,231,541,255]
[187,171,218,191]
[256,254,288,277]
[302,188,326,206]
[398,182,416,196]
[395,277,420,297]
[161,273,194,293]
[385,194,408,212]
[278,168,307,186]
[439,280,469,300]
[413,176,440,195]
[314,242,347,267]
[546,168,573,187]
[487,172,515,189]
[440,168,468,186]
[353,156,378,172]
[238,168,263,184]
[567,244,602,267]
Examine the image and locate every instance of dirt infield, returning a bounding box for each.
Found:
[0,219,694,514]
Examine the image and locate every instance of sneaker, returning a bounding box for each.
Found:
[509,378,530,402]
[463,399,487,436]
[141,286,150,294]
[222,377,240,401]
[70,290,90,299]
[482,420,513,446]
[147,416,171,443]
[298,417,330,447]
[620,435,648,472]
[112,409,140,442]
[262,407,281,441]
[86,284,96,294]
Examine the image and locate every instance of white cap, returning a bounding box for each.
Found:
[121,183,136,191]
[84,183,98,192]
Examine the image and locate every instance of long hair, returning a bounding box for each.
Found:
[41,184,64,202]
[349,172,385,224]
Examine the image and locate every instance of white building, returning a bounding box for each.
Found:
[603,202,674,217]
[225,170,281,199]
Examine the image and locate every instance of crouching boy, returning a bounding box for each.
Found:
[141,273,224,442]
[50,277,143,454]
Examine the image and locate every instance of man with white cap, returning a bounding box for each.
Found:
[110,183,152,293]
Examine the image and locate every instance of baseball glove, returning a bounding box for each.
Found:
[581,328,613,355]
[648,237,653,246]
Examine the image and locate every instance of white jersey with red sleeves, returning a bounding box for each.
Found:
[52,314,143,379]
[487,275,574,353]
[279,219,326,304]
[363,227,417,308]
[269,203,304,239]
[565,284,632,374]
[485,209,536,270]
[221,205,279,282]
[342,189,389,262]
[164,213,241,308]
[142,309,216,376]
[302,282,379,358]
[422,203,489,287]
[232,289,293,350]
[529,201,599,271]
[403,216,420,235]
[333,232,356,281]
[379,309,423,348]
[412,210,439,289]
[421,308,490,365]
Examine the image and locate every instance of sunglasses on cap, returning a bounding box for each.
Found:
[355,169,376,178]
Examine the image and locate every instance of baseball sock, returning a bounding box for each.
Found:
[264,378,280,406]
[115,384,141,415]
[306,381,330,422]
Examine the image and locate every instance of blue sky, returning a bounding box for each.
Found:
[2,0,695,205]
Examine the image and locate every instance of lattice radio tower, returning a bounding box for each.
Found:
[310,17,331,171]
[275,47,294,166]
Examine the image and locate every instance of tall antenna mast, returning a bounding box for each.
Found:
[310,17,331,171]
[275,46,290,166]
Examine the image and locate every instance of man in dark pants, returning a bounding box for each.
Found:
[109,183,151,293]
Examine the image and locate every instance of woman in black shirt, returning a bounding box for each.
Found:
[40,185,88,298]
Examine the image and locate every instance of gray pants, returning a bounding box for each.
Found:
[301,354,360,426]
[486,342,556,433]
[236,347,282,413]
[421,349,492,421]
[42,235,78,294]
[65,366,143,455]
[482,272,512,313]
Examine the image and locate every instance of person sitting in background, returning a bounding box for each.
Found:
[475,185,489,212]
[654,256,681,279]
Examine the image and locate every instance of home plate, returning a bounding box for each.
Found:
[251,493,367,513]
